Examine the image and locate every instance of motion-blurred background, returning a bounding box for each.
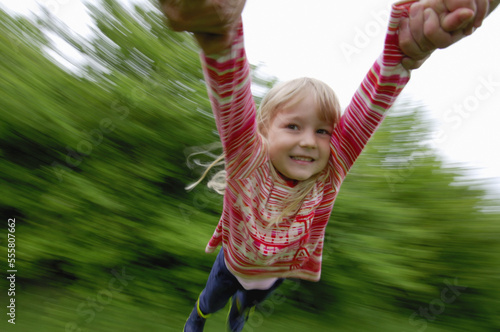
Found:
[1,1,499,331]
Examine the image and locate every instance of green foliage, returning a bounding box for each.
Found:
[0,1,499,331]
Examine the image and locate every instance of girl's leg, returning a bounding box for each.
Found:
[241,278,285,308]
[198,247,241,314]
[227,278,285,332]
[185,248,241,332]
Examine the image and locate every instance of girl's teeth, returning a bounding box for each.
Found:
[292,157,312,161]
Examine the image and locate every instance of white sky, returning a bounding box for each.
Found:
[242,1,500,195]
[2,0,500,194]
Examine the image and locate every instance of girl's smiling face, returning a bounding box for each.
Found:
[267,94,333,181]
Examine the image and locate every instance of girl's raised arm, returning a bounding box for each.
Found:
[330,1,414,184]
[200,22,264,180]
[160,1,263,179]
[330,0,494,184]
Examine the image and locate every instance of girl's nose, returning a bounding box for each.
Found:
[299,131,316,148]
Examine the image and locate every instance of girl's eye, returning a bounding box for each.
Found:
[287,124,298,130]
[317,129,331,135]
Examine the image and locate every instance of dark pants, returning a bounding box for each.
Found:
[198,248,284,315]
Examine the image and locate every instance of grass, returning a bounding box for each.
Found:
[0,282,483,332]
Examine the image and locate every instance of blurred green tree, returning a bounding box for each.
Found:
[0,1,498,331]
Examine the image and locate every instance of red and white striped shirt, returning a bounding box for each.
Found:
[200,1,416,282]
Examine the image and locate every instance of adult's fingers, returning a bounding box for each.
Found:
[472,0,490,27]
[441,0,476,12]
[162,2,225,33]
[440,0,488,34]
[406,4,450,57]
[160,0,245,34]
[425,8,469,48]
[421,0,477,35]
[399,16,424,62]
[407,3,432,57]
[440,7,475,31]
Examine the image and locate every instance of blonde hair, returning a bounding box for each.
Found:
[187,77,341,226]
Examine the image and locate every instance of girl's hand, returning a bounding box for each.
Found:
[159,0,246,54]
[399,0,491,69]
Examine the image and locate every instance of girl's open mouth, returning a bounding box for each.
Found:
[291,156,314,162]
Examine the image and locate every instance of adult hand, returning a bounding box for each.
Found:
[159,0,246,54]
[399,0,490,69]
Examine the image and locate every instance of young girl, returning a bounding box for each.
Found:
[158,1,492,331]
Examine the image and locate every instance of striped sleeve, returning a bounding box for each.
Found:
[200,21,265,180]
[330,0,417,180]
